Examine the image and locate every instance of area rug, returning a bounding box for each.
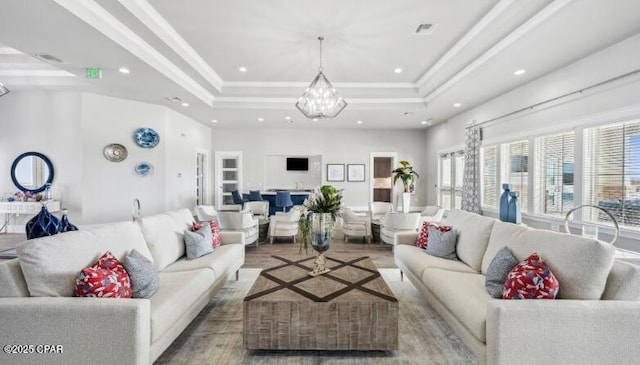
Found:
[155,268,480,365]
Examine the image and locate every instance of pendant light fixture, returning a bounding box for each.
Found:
[295,36,347,119]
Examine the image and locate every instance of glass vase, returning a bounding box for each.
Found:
[309,213,335,276]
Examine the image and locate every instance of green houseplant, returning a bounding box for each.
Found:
[392,160,419,192]
[299,185,343,275]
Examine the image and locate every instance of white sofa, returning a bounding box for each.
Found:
[394,209,640,365]
[0,208,245,365]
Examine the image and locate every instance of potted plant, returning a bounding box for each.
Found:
[392,160,419,212]
[392,160,419,193]
[299,185,343,276]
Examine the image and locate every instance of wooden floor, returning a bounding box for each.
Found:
[0,232,397,268]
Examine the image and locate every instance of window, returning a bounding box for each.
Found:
[584,120,640,228]
[454,151,465,209]
[196,152,207,205]
[439,150,464,210]
[439,153,452,209]
[534,132,574,217]
[501,140,528,212]
[481,145,498,208]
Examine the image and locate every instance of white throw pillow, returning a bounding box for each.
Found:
[17,221,152,297]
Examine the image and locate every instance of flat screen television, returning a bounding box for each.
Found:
[286,157,308,171]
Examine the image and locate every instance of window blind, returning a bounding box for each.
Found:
[481,145,497,208]
[501,140,529,212]
[584,119,640,228]
[533,132,574,217]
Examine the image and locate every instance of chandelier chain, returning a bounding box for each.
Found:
[318,36,324,72]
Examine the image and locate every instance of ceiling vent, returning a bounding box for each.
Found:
[32,53,64,63]
[414,23,437,35]
[165,96,183,102]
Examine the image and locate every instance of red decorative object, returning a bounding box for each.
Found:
[75,251,131,298]
[192,221,221,249]
[415,222,452,249]
[503,252,559,300]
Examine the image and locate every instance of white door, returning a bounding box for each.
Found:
[195,150,209,205]
[215,151,243,210]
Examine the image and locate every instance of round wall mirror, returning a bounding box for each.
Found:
[10,152,54,194]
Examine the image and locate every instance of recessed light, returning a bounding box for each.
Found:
[181,102,189,107]
[118,67,130,74]
[394,67,403,74]
[257,117,264,122]
[421,120,428,125]
[239,66,248,73]
[513,69,526,76]
[211,119,217,123]
[453,103,461,108]
[312,118,318,122]
[357,120,363,124]
[285,116,291,121]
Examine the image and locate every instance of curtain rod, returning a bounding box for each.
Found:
[466,68,640,129]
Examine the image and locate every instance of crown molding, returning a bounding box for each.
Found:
[223,81,418,89]
[53,0,214,106]
[119,0,223,92]
[0,70,76,77]
[424,0,572,103]
[416,0,514,88]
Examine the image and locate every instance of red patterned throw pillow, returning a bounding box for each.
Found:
[192,221,221,249]
[75,251,132,298]
[503,252,559,300]
[416,222,453,249]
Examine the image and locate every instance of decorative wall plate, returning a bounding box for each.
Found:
[134,127,160,149]
[103,143,128,162]
[135,162,154,177]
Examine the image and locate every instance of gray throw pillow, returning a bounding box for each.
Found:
[485,246,519,298]
[123,249,159,298]
[425,225,457,260]
[184,225,213,260]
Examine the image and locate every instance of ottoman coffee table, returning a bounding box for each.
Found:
[243,255,398,351]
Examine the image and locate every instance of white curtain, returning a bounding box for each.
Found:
[461,126,482,214]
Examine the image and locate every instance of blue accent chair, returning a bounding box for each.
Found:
[249,190,264,201]
[231,190,246,208]
[275,191,293,212]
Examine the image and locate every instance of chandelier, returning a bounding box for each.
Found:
[295,36,347,119]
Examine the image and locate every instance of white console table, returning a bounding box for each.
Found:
[0,200,61,233]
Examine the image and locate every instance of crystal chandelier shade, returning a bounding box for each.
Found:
[295,36,347,119]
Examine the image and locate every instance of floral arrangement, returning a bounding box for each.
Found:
[299,185,343,253]
[392,160,419,192]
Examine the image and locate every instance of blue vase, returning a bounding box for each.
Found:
[507,191,521,224]
[26,206,61,239]
[59,209,78,233]
[499,183,512,222]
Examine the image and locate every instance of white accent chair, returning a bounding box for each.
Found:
[380,212,420,246]
[194,205,217,222]
[341,207,371,243]
[269,205,302,243]
[369,202,393,223]
[216,211,259,246]
[420,205,445,224]
[243,201,269,220]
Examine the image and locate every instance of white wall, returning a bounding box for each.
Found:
[211,128,427,209]
[0,91,211,228]
[424,33,640,251]
[0,91,83,229]
[263,155,322,189]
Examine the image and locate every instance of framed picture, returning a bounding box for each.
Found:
[347,164,365,182]
[326,164,345,182]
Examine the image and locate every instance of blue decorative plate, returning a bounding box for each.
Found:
[135,162,154,177]
[134,128,160,148]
